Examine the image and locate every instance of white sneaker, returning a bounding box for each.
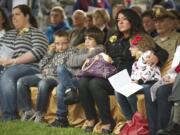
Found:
[21,110,35,121]
[34,111,44,123]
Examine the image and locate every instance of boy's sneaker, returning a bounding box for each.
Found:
[21,110,35,121]
[34,111,44,123]
[64,88,79,105]
[50,117,69,127]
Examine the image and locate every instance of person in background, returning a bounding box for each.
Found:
[150,45,180,103]
[69,10,86,47]
[46,6,71,44]
[141,10,158,37]
[144,7,180,135]
[168,9,180,32]
[130,5,142,16]
[50,26,105,127]
[92,8,110,43]
[0,0,40,17]
[73,0,112,15]
[157,69,180,135]
[153,6,180,63]
[84,12,94,29]
[0,4,48,121]
[17,30,77,123]
[0,7,11,38]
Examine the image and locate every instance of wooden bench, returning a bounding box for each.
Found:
[30,87,148,134]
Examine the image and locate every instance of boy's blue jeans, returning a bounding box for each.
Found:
[17,75,58,113]
[56,65,78,118]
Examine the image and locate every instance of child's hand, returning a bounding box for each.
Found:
[49,44,56,52]
[42,69,48,75]
[129,47,142,59]
[129,47,138,57]
[88,48,95,52]
[145,53,159,66]
[100,53,113,63]
[163,75,174,84]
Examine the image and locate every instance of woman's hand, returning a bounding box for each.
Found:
[145,53,159,66]
[0,58,9,66]
[0,58,16,67]
[131,80,138,83]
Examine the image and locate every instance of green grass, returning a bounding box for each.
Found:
[0,121,114,135]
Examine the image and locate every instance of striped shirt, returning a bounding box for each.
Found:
[0,27,48,66]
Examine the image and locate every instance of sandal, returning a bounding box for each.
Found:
[84,119,97,133]
[101,121,116,134]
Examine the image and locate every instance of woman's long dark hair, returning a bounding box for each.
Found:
[13,4,38,28]
[116,8,145,38]
[0,7,11,31]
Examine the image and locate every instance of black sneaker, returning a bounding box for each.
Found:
[156,122,180,135]
[50,117,69,127]
[64,88,79,105]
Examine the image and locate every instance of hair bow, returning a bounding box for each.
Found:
[130,35,142,46]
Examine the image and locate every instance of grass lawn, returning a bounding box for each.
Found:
[0,121,114,135]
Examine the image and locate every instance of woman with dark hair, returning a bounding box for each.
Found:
[0,7,11,37]
[13,4,38,28]
[0,4,48,121]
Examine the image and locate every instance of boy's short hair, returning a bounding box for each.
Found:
[85,26,104,44]
[53,30,69,40]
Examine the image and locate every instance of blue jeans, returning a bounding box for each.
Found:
[115,84,151,120]
[56,65,78,118]
[144,84,173,135]
[17,75,58,113]
[0,64,39,120]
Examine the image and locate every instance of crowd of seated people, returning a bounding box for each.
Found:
[0,1,180,135]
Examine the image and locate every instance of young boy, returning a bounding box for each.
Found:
[17,30,77,123]
[49,26,105,127]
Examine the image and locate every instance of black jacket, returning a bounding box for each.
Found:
[105,36,168,75]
